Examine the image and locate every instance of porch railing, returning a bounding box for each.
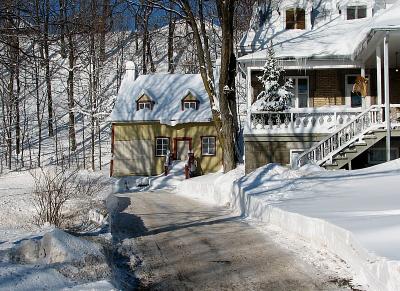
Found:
[295,104,400,168]
[249,107,363,132]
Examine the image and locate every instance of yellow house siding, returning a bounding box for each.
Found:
[112,122,222,176]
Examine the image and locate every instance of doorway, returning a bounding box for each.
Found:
[174,138,192,161]
[345,74,369,108]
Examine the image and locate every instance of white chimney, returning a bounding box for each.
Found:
[125,61,137,80]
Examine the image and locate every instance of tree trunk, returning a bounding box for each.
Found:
[167,12,176,73]
[59,0,67,58]
[44,0,54,137]
[99,0,110,62]
[67,33,77,152]
[216,0,238,172]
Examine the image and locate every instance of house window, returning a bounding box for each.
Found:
[155,137,169,157]
[286,76,309,108]
[286,8,305,29]
[183,101,198,110]
[290,149,305,168]
[347,6,367,20]
[202,136,216,156]
[137,102,152,110]
[368,148,398,164]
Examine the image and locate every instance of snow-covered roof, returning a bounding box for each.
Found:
[110,73,212,125]
[239,0,400,62]
[240,17,371,60]
[370,1,400,30]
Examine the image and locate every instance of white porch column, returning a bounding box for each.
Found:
[383,33,391,162]
[247,66,252,117]
[376,46,382,107]
[360,65,368,108]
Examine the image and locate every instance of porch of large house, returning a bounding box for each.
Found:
[244,34,400,173]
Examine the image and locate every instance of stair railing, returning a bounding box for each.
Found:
[296,105,384,168]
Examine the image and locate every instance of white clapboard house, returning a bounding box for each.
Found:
[237,0,400,173]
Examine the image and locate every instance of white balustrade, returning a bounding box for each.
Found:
[249,107,363,132]
[295,104,400,168]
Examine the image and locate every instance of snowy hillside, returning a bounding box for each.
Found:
[0,20,220,174]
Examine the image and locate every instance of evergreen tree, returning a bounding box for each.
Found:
[252,46,293,111]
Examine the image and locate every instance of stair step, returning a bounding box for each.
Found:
[334,156,348,161]
[344,148,357,153]
[353,141,367,146]
[324,161,338,166]
[362,135,377,139]
[372,128,386,133]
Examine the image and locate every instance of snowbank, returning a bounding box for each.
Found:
[7,228,104,265]
[175,161,400,290]
[0,228,112,290]
[176,165,245,207]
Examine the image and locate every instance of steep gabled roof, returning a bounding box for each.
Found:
[111,74,212,126]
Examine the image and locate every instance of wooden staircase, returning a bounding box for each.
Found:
[296,105,400,170]
[324,129,386,170]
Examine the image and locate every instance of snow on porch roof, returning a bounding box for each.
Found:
[238,17,372,61]
[239,2,400,63]
[110,73,212,126]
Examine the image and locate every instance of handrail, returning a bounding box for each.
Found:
[249,108,363,131]
[295,105,384,168]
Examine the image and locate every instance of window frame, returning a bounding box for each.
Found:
[155,137,170,157]
[137,101,153,111]
[346,5,367,20]
[285,8,306,30]
[285,76,309,108]
[182,101,198,110]
[201,136,216,156]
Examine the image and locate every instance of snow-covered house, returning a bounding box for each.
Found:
[110,62,222,176]
[238,0,400,173]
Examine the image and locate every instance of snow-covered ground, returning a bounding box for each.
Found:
[176,160,400,291]
[0,168,116,290]
[114,161,187,193]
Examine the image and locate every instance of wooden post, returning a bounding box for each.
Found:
[376,46,382,107]
[384,33,391,162]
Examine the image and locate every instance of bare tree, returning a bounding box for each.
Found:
[145,0,239,172]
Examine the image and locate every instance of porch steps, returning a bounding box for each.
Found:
[324,130,387,170]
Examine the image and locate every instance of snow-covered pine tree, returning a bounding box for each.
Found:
[252,46,293,111]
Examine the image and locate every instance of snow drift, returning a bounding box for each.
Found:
[176,161,400,290]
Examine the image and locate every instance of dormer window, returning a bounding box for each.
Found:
[347,5,367,20]
[138,101,152,110]
[136,91,155,111]
[286,8,305,29]
[183,101,197,110]
[181,91,199,111]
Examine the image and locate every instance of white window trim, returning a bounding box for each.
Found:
[289,149,305,168]
[285,76,310,108]
[138,102,152,110]
[183,101,198,110]
[284,8,306,30]
[346,5,368,20]
[368,147,399,165]
[345,74,370,108]
[342,3,372,20]
[155,137,170,157]
[202,136,216,156]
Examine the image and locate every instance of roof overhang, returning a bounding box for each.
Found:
[353,28,400,62]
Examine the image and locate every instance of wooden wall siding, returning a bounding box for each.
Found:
[244,134,326,174]
[313,70,343,106]
[112,122,222,176]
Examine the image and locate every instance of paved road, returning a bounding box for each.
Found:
[110,191,344,290]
